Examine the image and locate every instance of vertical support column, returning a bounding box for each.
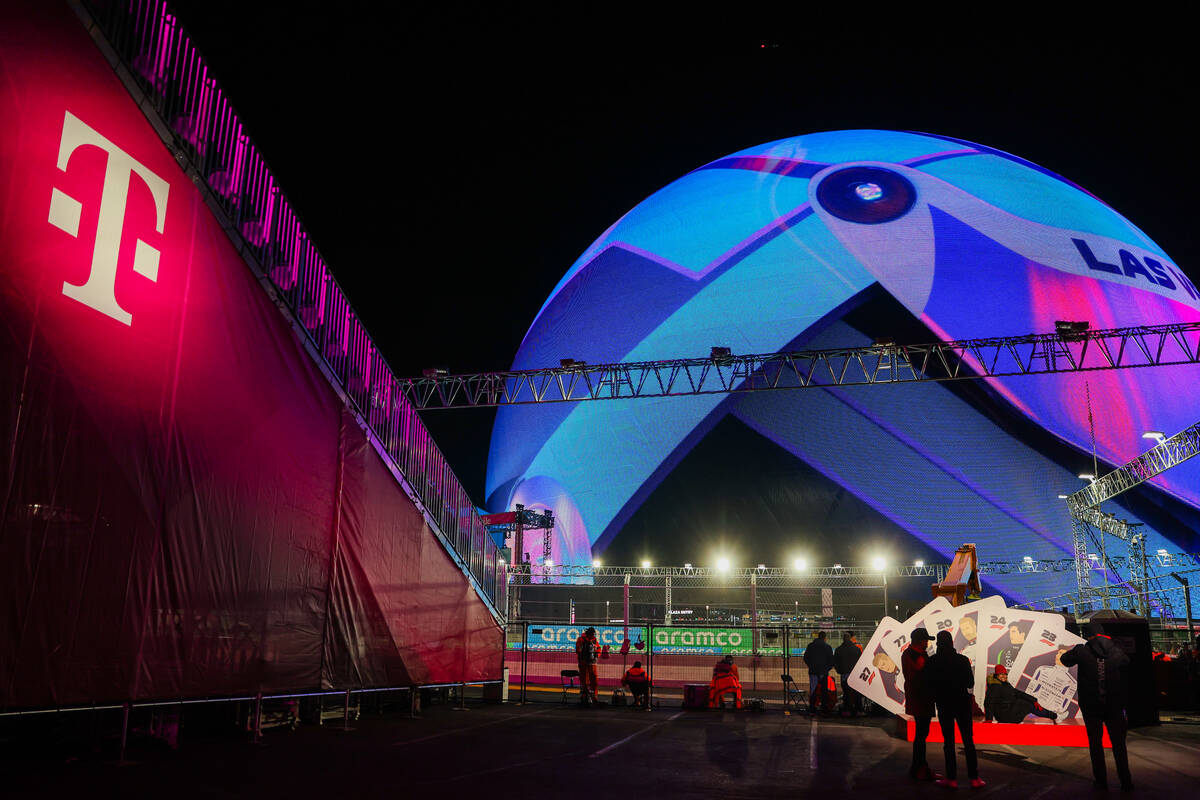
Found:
[750,573,758,653]
[664,575,672,626]
[1071,511,1094,612]
[119,701,131,762]
[521,620,529,704]
[514,503,525,575]
[623,573,630,641]
[882,574,888,620]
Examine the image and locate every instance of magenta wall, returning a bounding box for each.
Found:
[0,1,500,709]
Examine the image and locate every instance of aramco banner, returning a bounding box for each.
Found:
[652,627,782,656]
[514,625,648,651]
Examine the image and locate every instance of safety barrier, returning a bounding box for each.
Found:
[503,621,876,709]
[75,0,504,610]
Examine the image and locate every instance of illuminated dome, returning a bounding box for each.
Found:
[486,130,1200,604]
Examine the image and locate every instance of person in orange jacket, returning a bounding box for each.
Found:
[708,655,743,708]
[575,627,600,706]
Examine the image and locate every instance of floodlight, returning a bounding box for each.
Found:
[1078,473,1095,482]
[914,560,924,568]
[1087,554,1098,561]
[544,558,553,567]
[592,559,602,568]
[498,558,506,566]
[833,563,842,570]
[871,556,886,571]
[757,564,766,570]
[793,557,807,570]
[1023,556,1033,563]
[641,559,651,569]
[684,563,693,570]
[1057,494,1069,499]
[1142,431,1166,444]
[1157,548,1170,556]
[716,557,731,573]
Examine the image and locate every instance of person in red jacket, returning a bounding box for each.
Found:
[708,655,743,708]
[622,661,650,709]
[902,627,939,781]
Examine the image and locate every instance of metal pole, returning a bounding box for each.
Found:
[1171,574,1193,644]
[253,693,262,744]
[521,621,529,704]
[119,701,130,762]
[882,574,888,619]
[647,622,654,709]
[343,689,351,730]
[665,576,672,626]
[750,573,758,653]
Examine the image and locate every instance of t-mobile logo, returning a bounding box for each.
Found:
[47,111,169,325]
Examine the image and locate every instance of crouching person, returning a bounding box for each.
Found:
[623,661,650,709]
[708,655,742,709]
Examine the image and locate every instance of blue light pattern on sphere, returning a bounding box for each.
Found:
[487,129,1200,606]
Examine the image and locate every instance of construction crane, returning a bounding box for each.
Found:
[402,320,1200,409]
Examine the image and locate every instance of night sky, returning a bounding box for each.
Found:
[165,4,1197,508]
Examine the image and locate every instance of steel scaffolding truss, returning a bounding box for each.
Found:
[402,321,1200,409]
[505,554,1200,585]
[1063,420,1200,613]
[1066,422,1200,512]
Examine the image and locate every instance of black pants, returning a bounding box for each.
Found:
[840,674,861,712]
[936,702,977,781]
[910,715,932,777]
[1082,704,1131,788]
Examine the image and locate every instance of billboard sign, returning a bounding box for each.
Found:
[510,624,647,651]
[651,627,782,655]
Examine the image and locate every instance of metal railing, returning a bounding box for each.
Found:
[75,0,505,612]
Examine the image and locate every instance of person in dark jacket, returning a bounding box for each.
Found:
[927,630,984,788]
[1060,621,1133,791]
[983,664,1057,722]
[902,627,939,781]
[835,632,864,715]
[804,631,836,714]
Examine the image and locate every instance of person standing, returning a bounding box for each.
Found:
[575,627,600,707]
[835,632,864,715]
[928,630,984,788]
[804,631,836,714]
[1060,621,1133,791]
[902,627,939,781]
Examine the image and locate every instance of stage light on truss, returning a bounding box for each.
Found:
[1157,548,1170,556]
[1142,430,1166,444]
[716,557,731,573]
[871,556,886,571]
[833,563,843,570]
[1057,494,1069,499]
[757,563,766,570]
[592,558,602,568]
[544,558,554,567]
[793,557,807,570]
[1087,553,1098,561]
[914,559,924,568]
[684,563,693,570]
[1023,556,1034,564]
[641,559,652,569]
[1078,473,1096,482]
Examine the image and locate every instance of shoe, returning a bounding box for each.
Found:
[970,778,986,789]
[935,778,958,788]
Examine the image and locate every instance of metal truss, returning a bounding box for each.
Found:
[403,321,1200,409]
[1063,420,1200,612]
[504,555,1200,583]
[1066,422,1200,512]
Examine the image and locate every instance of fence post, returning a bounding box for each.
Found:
[647,622,654,709]
[521,620,529,704]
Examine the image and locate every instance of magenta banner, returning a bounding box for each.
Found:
[0,1,500,709]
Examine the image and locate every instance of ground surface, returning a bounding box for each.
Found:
[6,700,1200,798]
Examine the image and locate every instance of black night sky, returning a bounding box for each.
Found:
[165,4,1198,529]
